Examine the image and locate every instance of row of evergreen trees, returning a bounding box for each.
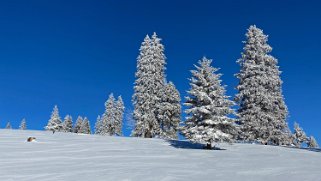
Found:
[44,105,92,134]
[131,26,319,149]
[44,94,125,136]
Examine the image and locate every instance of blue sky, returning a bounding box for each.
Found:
[0,0,320,141]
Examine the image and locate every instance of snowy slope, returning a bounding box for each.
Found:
[0,129,320,181]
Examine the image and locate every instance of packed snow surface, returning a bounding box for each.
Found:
[0,129,320,181]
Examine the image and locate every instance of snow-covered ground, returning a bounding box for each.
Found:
[0,129,320,181]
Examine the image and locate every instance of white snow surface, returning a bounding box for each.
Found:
[0,129,320,181]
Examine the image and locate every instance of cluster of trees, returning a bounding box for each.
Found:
[3,119,27,130]
[95,94,125,136]
[131,26,319,149]
[29,25,319,150]
[45,105,92,134]
[44,94,125,136]
[293,122,319,148]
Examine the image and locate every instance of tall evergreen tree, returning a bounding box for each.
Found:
[157,82,181,139]
[293,122,308,147]
[62,115,73,133]
[132,33,166,138]
[182,57,236,149]
[73,116,83,133]
[5,122,12,129]
[45,105,63,133]
[79,117,91,134]
[114,96,125,136]
[132,35,157,137]
[235,25,290,145]
[95,115,102,135]
[19,118,27,130]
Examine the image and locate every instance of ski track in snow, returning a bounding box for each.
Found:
[0,129,321,181]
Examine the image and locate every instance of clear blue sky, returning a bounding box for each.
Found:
[0,0,320,141]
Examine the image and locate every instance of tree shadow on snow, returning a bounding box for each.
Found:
[302,148,321,153]
[277,145,321,153]
[167,140,226,150]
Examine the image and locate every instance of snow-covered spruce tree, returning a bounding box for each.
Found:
[235,25,290,145]
[131,35,155,137]
[307,136,319,148]
[94,115,102,135]
[132,33,166,138]
[5,122,12,129]
[101,93,116,135]
[19,118,27,130]
[73,116,83,133]
[157,82,181,139]
[45,105,63,134]
[79,117,91,134]
[293,122,308,147]
[114,96,125,136]
[182,57,236,149]
[151,32,168,135]
[62,115,73,133]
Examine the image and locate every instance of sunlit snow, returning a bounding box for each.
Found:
[0,129,320,181]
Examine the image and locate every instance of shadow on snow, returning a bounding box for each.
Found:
[167,139,321,152]
[300,147,321,153]
[167,140,226,150]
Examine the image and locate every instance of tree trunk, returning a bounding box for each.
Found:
[145,131,152,138]
[205,143,212,149]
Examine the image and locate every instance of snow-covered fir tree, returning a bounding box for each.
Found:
[79,117,91,134]
[235,25,290,145]
[307,136,319,148]
[19,118,27,130]
[45,105,63,133]
[62,115,73,133]
[132,34,157,138]
[94,115,102,135]
[101,93,116,135]
[151,32,168,135]
[5,122,12,129]
[182,57,236,149]
[73,116,83,133]
[132,33,166,138]
[293,122,308,148]
[114,96,125,136]
[157,82,181,139]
